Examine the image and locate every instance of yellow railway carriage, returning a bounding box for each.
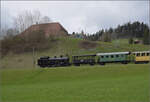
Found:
[133,51,150,63]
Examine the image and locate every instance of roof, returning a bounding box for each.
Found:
[72,54,96,57]
[97,52,129,56]
[20,22,68,37]
[39,56,69,60]
[49,57,69,60]
[132,51,150,53]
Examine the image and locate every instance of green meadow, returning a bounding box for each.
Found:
[1,64,150,102]
[1,37,150,102]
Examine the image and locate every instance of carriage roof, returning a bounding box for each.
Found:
[49,57,69,60]
[132,51,150,54]
[39,56,69,60]
[72,54,96,57]
[96,52,129,56]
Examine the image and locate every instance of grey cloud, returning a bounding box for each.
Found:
[1,1,149,34]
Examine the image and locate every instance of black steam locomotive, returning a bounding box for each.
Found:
[37,56,70,67]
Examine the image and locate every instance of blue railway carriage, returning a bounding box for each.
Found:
[72,54,96,66]
[96,52,131,65]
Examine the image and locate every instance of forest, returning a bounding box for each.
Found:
[80,21,150,45]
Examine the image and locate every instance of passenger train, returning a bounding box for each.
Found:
[37,51,150,67]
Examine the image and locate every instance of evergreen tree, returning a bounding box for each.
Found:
[103,32,111,42]
[143,29,150,45]
[82,21,149,42]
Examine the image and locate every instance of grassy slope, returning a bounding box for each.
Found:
[1,37,149,69]
[1,64,150,102]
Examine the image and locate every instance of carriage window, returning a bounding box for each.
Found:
[137,53,140,56]
[101,56,104,58]
[106,56,109,58]
[147,53,150,56]
[121,55,124,57]
[116,55,119,57]
[111,55,114,58]
[141,53,145,56]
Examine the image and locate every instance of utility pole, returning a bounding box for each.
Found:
[32,47,35,68]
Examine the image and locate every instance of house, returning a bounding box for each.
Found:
[71,32,86,39]
[134,39,141,44]
[20,22,68,37]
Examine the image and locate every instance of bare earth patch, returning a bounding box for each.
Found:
[79,40,98,49]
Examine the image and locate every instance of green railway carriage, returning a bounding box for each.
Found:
[97,52,132,65]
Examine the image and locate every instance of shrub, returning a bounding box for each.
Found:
[143,29,150,45]
[0,30,57,57]
[129,37,134,44]
[102,33,111,42]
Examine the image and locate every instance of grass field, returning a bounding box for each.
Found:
[1,64,150,102]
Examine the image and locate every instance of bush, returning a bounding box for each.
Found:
[143,29,150,45]
[0,30,57,57]
[102,33,111,42]
[129,37,134,44]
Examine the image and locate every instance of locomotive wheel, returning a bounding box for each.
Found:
[75,64,80,66]
[135,62,142,64]
[122,61,128,64]
[90,63,95,66]
[41,65,45,68]
[99,62,105,65]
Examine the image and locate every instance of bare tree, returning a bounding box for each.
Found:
[32,10,41,24]
[0,25,9,39]
[40,16,51,24]
[13,11,33,33]
[13,10,52,33]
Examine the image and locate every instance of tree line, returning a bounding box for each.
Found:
[84,21,150,45]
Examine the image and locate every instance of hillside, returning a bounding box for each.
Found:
[1,37,150,69]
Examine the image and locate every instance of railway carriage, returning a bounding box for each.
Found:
[72,54,96,66]
[133,51,150,64]
[97,52,132,65]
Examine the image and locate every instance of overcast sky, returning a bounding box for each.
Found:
[1,1,149,34]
